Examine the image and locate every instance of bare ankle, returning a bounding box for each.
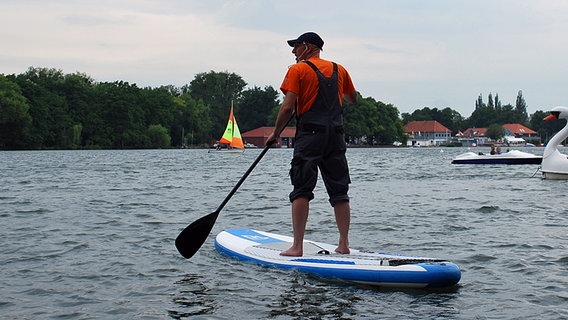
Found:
[335,246,350,254]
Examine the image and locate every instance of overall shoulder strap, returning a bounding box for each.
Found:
[302,60,337,77]
[302,60,319,73]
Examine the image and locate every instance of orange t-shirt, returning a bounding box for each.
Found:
[280,57,356,116]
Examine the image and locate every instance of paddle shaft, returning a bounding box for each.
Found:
[215,110,295,214]
[175,113,294,259]
[215,145,271,213]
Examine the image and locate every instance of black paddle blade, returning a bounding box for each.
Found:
[175,211,219,259]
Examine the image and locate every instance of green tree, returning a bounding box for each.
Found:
[467,104,497,128]
[60,72,95,148]
[475,94,485,109]
[186,71,247,141]
[344,95,404,145]
[12,67,72,148]
[486,123,505,140]
[495,104,517,124]
[515,90,528,123]
[94,81,147,148]
[373,100,404,144]
[147,124,171,148]
[343,94,372,143]
[172,92,212,146]
[0,75,32,149]
[237,85,280,132]
[141,86,175,129]
[495,93,502,110]
[439,107,465,133]
[468,91,529,128]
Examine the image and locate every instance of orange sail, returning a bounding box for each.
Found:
[218,103,244,149]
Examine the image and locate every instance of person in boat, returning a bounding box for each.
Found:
[496,146,502,154]
[490,145,496,155]
[266,32,358,257]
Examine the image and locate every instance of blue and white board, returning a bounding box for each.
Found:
[215,228,461,288]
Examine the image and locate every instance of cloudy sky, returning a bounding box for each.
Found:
[2,0,568,117]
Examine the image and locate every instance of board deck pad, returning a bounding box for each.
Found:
[253,241,330,255]
[214,228,461,288]
[248,242,444,266]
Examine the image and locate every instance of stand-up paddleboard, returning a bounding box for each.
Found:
[215,228,461,288]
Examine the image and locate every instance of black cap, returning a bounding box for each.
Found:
[287,32,324,50]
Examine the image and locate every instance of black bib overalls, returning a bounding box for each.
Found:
[289,60,351,206]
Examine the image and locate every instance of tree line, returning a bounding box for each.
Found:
[0,67,563,150]
[0,67,405,149]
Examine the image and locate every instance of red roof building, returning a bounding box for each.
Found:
[403,120,451,146]
[458,124,540,146]
[502,123,537,136]
[241,126,296,148]
[404,120,451,134]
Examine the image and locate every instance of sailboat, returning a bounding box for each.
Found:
[209,101,245,153]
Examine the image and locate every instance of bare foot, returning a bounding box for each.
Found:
[280,247,303,257]
[335,246,350,254]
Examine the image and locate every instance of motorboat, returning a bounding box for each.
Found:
[451,149,542,165]
[541,106,568,179]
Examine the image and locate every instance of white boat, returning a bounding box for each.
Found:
[451,149,542,165]
[541,106,568,179]
[209,101,245,154]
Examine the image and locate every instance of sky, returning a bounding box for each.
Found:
[2,0,568,117]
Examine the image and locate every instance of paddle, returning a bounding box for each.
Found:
[175,114,294,259]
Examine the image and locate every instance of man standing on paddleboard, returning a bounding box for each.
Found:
[266,32,358,257]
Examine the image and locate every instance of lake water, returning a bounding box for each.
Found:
[1,147,566,319]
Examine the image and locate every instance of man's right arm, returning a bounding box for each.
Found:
[265,91,296,146]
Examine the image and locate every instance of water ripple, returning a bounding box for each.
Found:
[1,148,567,319]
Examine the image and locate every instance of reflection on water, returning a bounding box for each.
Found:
[269,274,360,319]
[170,274,217,318]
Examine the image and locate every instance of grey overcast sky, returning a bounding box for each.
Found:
[2,0,568,117]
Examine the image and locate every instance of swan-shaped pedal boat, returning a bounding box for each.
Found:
[542,106,568,179]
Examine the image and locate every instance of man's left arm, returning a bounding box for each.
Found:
[344,91,358,104]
